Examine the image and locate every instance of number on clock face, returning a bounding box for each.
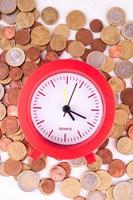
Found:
[31,73,103,145]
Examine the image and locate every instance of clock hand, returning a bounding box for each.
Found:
[62,105,75,121]
[63,83,77,117]
[68,111,75,121]
[70,110,86,119]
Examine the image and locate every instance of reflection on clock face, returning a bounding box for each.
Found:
[30,72,103,145]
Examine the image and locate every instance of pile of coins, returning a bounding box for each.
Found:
[0,0,133,199]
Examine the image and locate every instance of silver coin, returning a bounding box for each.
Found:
[115,60,133,79]
[0,0,16,14]
[86,191,105,200]
[0,83,4,100]
[17,170,40,192]
[86,51,105,69]
[69,157,85,167]
[107,7,126,26]
[122,21,133,40]
[113,182,133,200]
[6,47,25,67]
[1,9,19,25]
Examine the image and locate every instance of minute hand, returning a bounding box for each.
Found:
[70,110,86,119]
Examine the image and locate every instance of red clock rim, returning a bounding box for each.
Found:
[18,59,115,159]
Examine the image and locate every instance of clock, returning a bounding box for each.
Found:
[18,59,115,163]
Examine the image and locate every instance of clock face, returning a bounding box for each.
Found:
[30,72,103,145]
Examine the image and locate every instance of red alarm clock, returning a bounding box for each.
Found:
[18,59,115,164]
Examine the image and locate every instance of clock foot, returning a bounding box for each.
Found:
[28,149,42,160]
[85,153,96,164]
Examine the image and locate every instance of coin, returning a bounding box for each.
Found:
[8,88,21,105]
[4,159,22,176]
[106,186,115,200]
[91,38,106,52]
[97,148,113,164]
[74,196,86,200]
[86,51,105,69]
[101,26,120,45]
[0,103,6,120]
[1,9,19,25]
[96,170,112,190]
[50,165,66,182]
[41,7,59,25]
[7,141,27,160]
[107,7,126,26]
[2,116,19,134]
[17,170,40,192]
[26,47,40,61]
[22,61,38,76]
[101,56,115,73]
[0,84,4,100]
[0,137,12,151]
[6,47,25,67]
[58,162,71,177]
[75,28,93,45]
[60,177,81,198]
[114,108,128,125]
[2,26,16,40]
[108,77,125,93]
[108,159,126,178]
[0,0,16,14]
[45,51,58,62]
[111,124,125,139]
[117,136,133,155]
[119,40,133,60]
[128,126,133,140]
[0,162,9,176]
[127,161,133,178]
[15,30,30,46]
[31,25,51,46]
[109,45,123,58]
[50,35,67,51]
[90,19,103,33]
[39,178,55,195]
[68,41,85,58]
[87,154,102,171]
[17,0,35,12]
[115,60,133,79]
[80,171,100,191]
[29,158,45,172]
[86,191,105,200]
[69,157,85,167]
[113,182,133,200]
[53,24,70,39]
[122,21,133,40]
[0,63,9,80]
[66,10,86,30]
[121,88,133,106]
[16,12,35,29]
[9,68,23,81]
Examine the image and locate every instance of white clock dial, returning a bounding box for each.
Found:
[30,73,103,145]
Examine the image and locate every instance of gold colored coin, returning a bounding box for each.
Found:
[127,161,133,178]
[68,41,85,58]
[106,186,115,200]
[0,103,6,120]
[0,76,12,85]
[16,12,35,29]
[17,0,35,12]
[108,77,125,93]
[101,56,115,73]
[86,154,102,171]
[116,103,130,114]
[101,26,120,45]
[114,108,128,125]
[117,137,133,155]
[31,26,51,46]
[41,7,59,25]
[96,170,112,190]
[60,177,80,198]
[66,10,86,30]
[53,24,70,39]
[7,141,27,160]
[32,8,40,21]
[111,125,125,139]
[0,38,15,50]
[119,40,133,60]
[50,35,66,51]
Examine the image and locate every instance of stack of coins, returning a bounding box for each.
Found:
[0,1,133,199]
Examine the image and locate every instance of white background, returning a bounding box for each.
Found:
[0,0,133,199]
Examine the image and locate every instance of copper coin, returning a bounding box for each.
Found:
[39,178,55,194]
[22,61,38,76]
[41,7,59,25]
[2,116,19,134]
[45,51,58,62]
[109,45,123,58]
[9,68,23,81]
[4,159,22,176]
[29,158,45,172]
[68,41,85,58]
[0,137,12,151]
[50,35,67,51]
[0,162,9,177]
[9,80,22,89]
[121,88,133,106]
[0,63,9,80]
[97,148,113,164]
[2,26,15,40]
[26,47,40,61]
[107,7,126,26]
[17,0,35,12]
[91,38,106,52]
[90,19,103,33]
[108,159,126,178]
[0,0,16,14]
[15,30,30,46]
[115,60,133,79]
[58,162,71,177]
[66,10,86,30]
[1,9,19,25]
[126,119,133,131]
[8,88,21,105]
[128,126,133,140]
[122,21,133,40]
[50,165,66,182]
[75,28,93,45]
[0,50,8,63]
